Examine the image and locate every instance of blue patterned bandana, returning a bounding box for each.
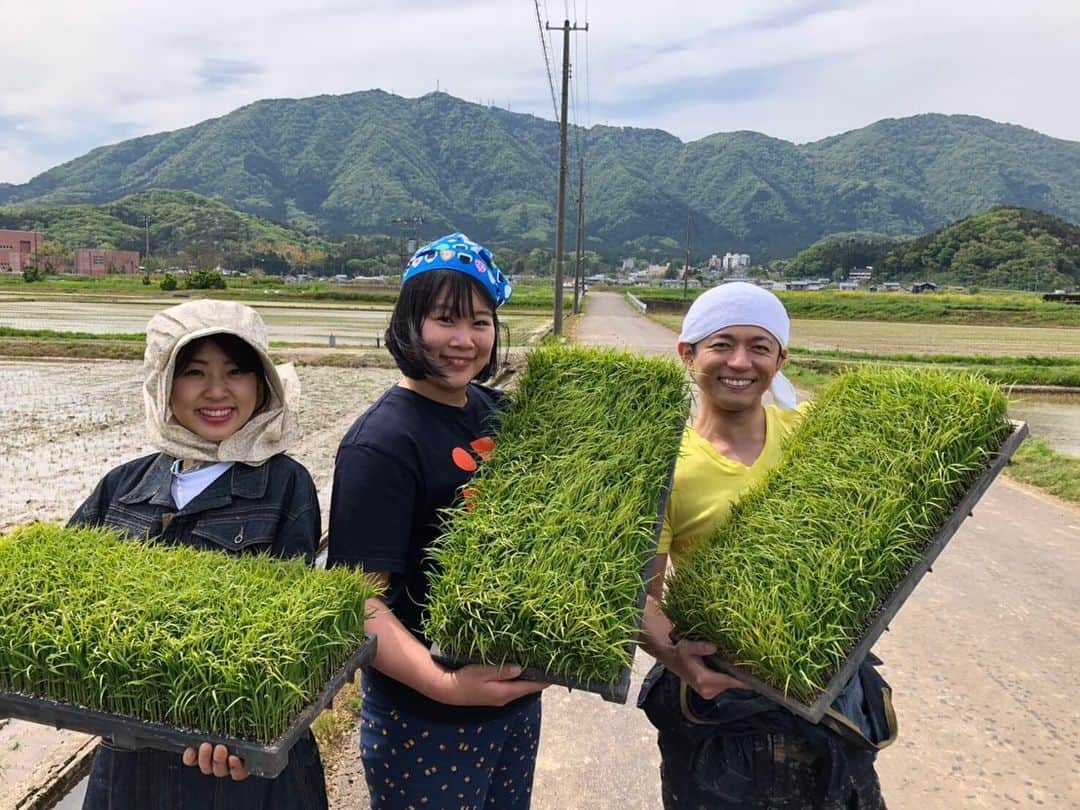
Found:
[403,232,512,307]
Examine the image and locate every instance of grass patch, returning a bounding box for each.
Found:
[792,347,1080,368]
[783,362,832,392]
[0,523,379,742]
[425,345,688,686]
[0,326,144,341]
[663,367,1011,703]
[788,355,1080,388]
[0,337,145,360]
[311,678,362,750]
[1006,437,1080,504]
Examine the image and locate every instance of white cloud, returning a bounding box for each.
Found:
[1,0,1077,183]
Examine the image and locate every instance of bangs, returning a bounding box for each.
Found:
[384,269,500,382]
[174,333,264,376]
[431,270,488,319]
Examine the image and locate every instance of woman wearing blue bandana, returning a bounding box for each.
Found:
[327,234,547,810]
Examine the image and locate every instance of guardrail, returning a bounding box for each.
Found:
[626,293,647,313]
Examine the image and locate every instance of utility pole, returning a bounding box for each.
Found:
[546,17,588,335]
[682,210,692,299]
[573,158,585,314]
[144,215,151,261]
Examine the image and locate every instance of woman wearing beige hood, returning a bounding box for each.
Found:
[70,300,328,810]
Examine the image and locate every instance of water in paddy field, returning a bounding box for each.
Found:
[1008,393,1080,456]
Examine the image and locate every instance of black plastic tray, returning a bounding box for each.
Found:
[0,635,377,779]
[700,420,1028,723]
[430,409,686,705]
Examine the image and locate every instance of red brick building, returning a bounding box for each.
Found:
[74,248,140,276]
[0,228,44,272]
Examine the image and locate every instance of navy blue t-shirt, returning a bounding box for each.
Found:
[328,382,533,719]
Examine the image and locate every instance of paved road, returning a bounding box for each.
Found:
[548,291,1080,809]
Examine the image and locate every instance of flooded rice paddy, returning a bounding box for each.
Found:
[0,298,546,347]
[1007,393,1080,455]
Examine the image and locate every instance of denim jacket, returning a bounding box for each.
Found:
[69,451,327,810]
[70,452,319,562]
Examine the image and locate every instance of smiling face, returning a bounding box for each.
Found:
[169,339,263,442]
[411,288,496,403]
[679,325,787,413]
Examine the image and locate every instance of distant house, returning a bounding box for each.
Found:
[1042,291,1080,304]
[74,248,140,276]
[849,267,873,286]
[883,282,902,292]
[837,281,859,291]
[0,228,44,272]
[911,281,939,294]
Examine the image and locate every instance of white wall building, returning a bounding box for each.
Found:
[722,252,751,271]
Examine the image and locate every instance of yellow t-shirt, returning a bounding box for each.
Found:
[658,402,811,565]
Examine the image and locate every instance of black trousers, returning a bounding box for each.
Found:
[82,732,327,810]
[640,666,886,810]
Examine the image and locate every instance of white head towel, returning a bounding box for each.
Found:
[678,282,797,410]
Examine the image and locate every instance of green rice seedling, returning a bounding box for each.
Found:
[425,345,688,687]
[0,523,379,742]
[663,366,1011,704]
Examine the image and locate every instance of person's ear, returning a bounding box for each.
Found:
[776,347,788,371]
[676,341,695,367]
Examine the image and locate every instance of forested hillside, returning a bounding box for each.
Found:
[784,207,1080,289]
[2,91,1077,259]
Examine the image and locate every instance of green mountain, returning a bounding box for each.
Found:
[2,91,1078,258]
[785,207,1080,289]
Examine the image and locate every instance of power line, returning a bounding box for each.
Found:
[533,0,560,122]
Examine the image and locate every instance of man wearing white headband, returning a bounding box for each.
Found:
[677,281,798,410]
[639,282,888,809]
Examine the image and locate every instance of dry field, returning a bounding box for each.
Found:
[651,314,1080,357]
[0,359,401,531]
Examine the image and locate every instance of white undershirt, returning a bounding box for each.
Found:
[170,461,234,510]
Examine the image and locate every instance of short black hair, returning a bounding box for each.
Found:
[173,333,269,408]
[385,269,500,382]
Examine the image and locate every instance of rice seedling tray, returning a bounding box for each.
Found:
[429,449,678,705]
[430,644,634,704]
[0,635,377,779]
[425,346,688,704]
[427,451,673,704]
[698,419,1027,724]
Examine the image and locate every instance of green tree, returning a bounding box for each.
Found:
[185,269,227,289]
[160,273,178,291]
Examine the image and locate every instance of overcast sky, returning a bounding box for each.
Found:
[2,0,1077,184]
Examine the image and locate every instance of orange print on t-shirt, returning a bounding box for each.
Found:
[452,437,497,509]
